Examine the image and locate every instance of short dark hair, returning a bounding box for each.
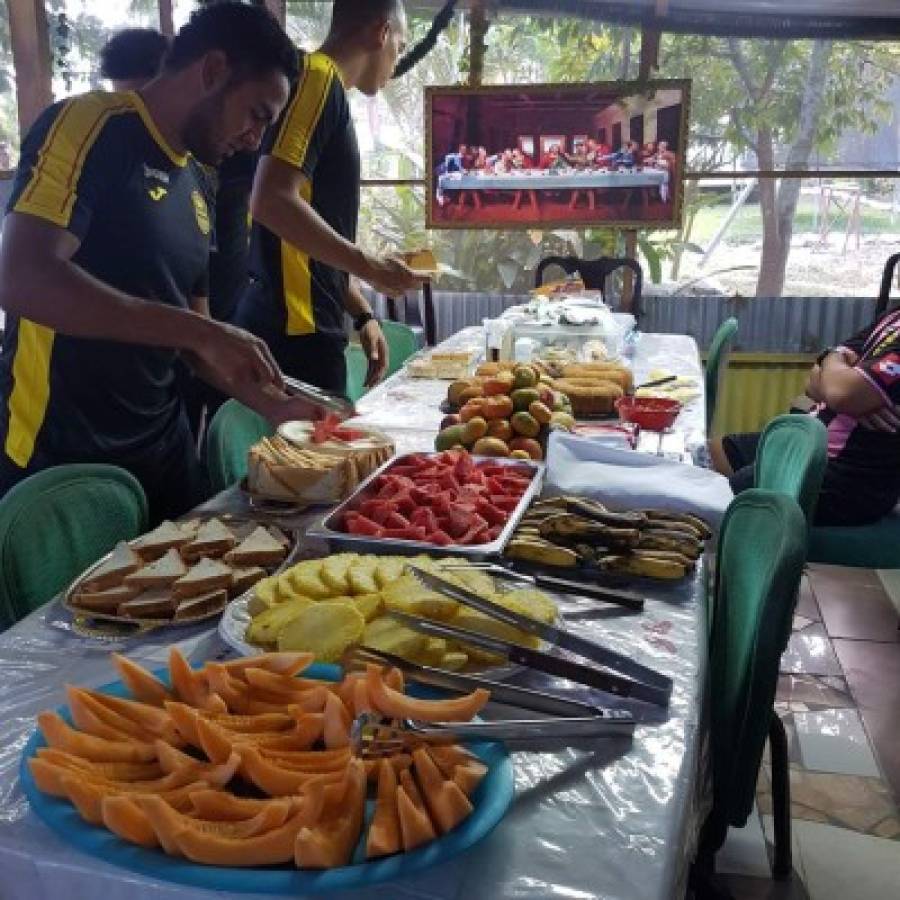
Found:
[100,28,169,81]
[166,2,298,84]
[330,0,404,33]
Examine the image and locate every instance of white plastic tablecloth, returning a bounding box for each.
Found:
[0,329,710,900]
[438,170,668,191]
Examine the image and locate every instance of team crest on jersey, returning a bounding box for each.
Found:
[191,190,211,235]
[871,352,900,384]
[148,186,167,201]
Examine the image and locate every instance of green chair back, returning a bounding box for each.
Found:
[708,489,807,841]
[0,464,148,628]
[754,414,827,526]
[809,514,900,568]
[380,320,420,378]
[206,399,274,494]
[345,343,369,404]
[705,317,739,434]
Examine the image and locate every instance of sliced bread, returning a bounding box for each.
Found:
[131,520,193,559]
[72,583,140,613]
[118,588,179,619]
[124,548,188,589]
[173,557,234,599]
[174,588,229,621]
[224,526,288,567]
[82,541,142,591]
[229,566,267,596]
[182,518,236,561]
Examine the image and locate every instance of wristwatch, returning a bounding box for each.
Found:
[353,311,377,332]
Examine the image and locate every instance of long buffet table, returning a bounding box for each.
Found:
[0,327,709,900]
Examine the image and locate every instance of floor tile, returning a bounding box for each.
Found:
[793,820,900,900]
[775,674,854,711]
[717,803,772,878]
[789,770,897,833]
[780,624,843,677]
[809,566,899,643]
[875,569,900,618]
[794,708,881,777]
[761,814,808,887]
[795,574,820,622]
[833,639,900,802]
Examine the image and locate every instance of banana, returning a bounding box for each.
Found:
[506,539,579,568]
[643,520,706,541]
[631,548,696,569]
[538,514,641,548]
[642,510,712,540]
[636,531,702,559]
[564,497,647,528]
[574,543,598,564]
[530,497,568,512]
[599,553,688,581]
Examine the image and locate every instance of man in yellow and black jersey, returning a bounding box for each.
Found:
[0,3,326,523]
[234,0,423,395]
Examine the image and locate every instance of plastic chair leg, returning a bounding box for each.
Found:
[769,712,793,880]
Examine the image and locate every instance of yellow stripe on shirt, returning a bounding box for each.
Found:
[282,179,316,335]
[271,52,336,170]
[15,93,133,228]
[4,320,55,468]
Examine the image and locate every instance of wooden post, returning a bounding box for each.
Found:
[7,0,53,138]
[158,0,174,38]
[469,0,487,88]
[263,0,286,28]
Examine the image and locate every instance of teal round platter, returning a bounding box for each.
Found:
[19,661,514,894]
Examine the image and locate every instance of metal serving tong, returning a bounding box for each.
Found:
[351,711,634,759]
[634,374,678,391]
[435,561,645,612]
[405,566,673,707]
[283,375,357,418]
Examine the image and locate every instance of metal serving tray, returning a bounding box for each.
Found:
[306,452,545,559]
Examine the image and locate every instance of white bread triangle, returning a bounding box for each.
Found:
[173,557,234,599]
[182,518,236,561]
[229,566,267,596]
[131,520,193,559]
[224,526,287,567]
[174,588,228,621]
[118,588,179,619]
[124,548,188,589]
[73,583,140,613]
[82,542,142,591]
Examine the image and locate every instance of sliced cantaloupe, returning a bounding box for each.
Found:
[37,711,157,763]
[218,651,314,678]
[240,667,319,697]
[352,678,372,717]
[252,714,324,751]
[284,685,330,714]
[66,686,155,743]
[385,667,405,693]
[294,759,366,869]
[365,664,489,722]
[72,688,161,743]
[111,653,173,706]
[153,740,240,787]
[80,688,182,745]
[244,697,295,715]
[322,692,351,749]
[168,648,218,711]
[194,716,236,765]
[426,743,480,775]
[366,758,401,859]
[260,747,351,773]
[453,761,488,797]
[396,768,436,852]
[412,748,473,834]
[101,795,159,848]
[165,702,202,747]
[203,710,294,734]
[336,672,365,709]
[239,745,347,796]
[363,753,412,782]
[36,747,163,782]
[188,789,299,822]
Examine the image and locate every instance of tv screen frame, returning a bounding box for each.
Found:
[425,78,691,232]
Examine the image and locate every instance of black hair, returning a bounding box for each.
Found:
[166,1,298,84]
[330,0,404,33]
[100,28,169,81]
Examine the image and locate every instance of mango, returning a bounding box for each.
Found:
[528,401,552,425]
[486,419,513,442]
[508,437,543,461]
[511,388,540,411]
[512,365,539,390]
[510,412,540,438]
[435,424,467,451]
[462,416,488,444]
[550,411,576,431]
[471,437,510,457]
[447,380,475,407]
[482,395,514,420]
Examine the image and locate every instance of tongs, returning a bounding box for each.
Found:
[634,374,678,391]
[405,566,672,706]
[351,711,634,758]
[282,376,357,417]
[435,561,644,611]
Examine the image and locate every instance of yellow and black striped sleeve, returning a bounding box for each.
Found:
[265,51,344,179]
[9,92,130,238]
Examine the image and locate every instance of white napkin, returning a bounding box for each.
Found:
[545,432,733,528]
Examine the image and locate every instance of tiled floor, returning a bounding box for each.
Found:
[713,564,900,899]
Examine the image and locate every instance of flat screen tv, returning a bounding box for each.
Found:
[426,79,690,231]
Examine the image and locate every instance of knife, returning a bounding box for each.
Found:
[408,566,673,697]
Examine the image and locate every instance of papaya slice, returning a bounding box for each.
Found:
[253,714,324,752]
[66,686,156,744]
[352,678,372,717]
[217,652,314,678]
[366,664,489,722]
[261,748,351,774]
[452,760,489,797]
[165,702,202,747]
[336,672,365,710]
[153,740,240,787]
[385,667,405,692]
[169,648,219,712]
[322,692,351,749]
[111,653,172,706]
[240,667,323,697]
[238,745,347,796]
[194,716,236,765]
[294,759,366,869]
[37,711,156,763]
[188,789,302,822]
[284,686,330,714]
[396,768,436,851]
[412,748,473,834]
[366,758,401,859]
[138,794,292,842]
[202,711,294,734]
[101,795,159,848]
[426,744,480,775]
[80,688,182,745]
[363,753,412,782]
[36,747,163,782]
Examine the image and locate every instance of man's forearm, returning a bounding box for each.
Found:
[344,278,372,318]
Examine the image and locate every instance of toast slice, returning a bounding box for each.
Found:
[82,541,142,591]
[131,520,193,560]
[72,583,140,613]
[173,557,234,599]
[182,518,236,562]
[174,588,229,622]
[223,526,288,568]
[118,588,179,619]
[229,566,267,596]
[124,548,188,589]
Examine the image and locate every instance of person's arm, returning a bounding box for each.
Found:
[346,278,389,387]
[815,351,887,417]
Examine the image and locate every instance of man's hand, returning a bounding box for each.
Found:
[256,387,330,427]
[192,321,284,392]
[363,255,424,298]
[858,403,900,433]
[359,319,389,387]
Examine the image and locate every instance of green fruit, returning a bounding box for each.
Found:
[510,411,540,438]
[512,388,541,412]
[435,424,467,451]
[550,411,576,431]
[472,437,510,457]
[462,416,488,445]
[512,365,539,390]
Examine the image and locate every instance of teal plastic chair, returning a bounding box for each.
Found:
[0,464,148,628]
[206,399,274,493]
[808,513,900,568]
[380,320,420,378]
[754,414,828,526]
[345,343,369,404]
[705,317,738,434]
[696,489,807,886]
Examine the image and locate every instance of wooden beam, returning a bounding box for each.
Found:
[158,0,174,38]
[7,0,53,138]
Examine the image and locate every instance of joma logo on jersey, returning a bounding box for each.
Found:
[143,164,170,184]
[148,186,167,201]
